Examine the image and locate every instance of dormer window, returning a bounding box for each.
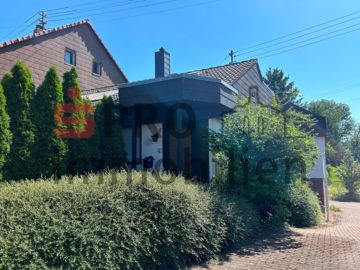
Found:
[92,61,102,76]
[65,48,76,66]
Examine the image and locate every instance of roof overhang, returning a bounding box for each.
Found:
[118,73,238,109]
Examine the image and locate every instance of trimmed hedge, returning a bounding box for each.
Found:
[0,172,258,269]
[287,181,323,228]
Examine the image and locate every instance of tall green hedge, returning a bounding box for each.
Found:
[1,61,35,181]
[62,67,99,175]
[95,96,127,170]
[30,67,68,179]
[0,172,259,269]
[0,84,12,180]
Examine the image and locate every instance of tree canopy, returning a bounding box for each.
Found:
[307,99,354,144]
[264,67,301,105]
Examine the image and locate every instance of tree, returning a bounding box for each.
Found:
[307,99,354,165]
[209,100,318,220]
[306,99,354,143]
[0,84,12,180]
[1,61,35,181]
[62,67,80,103]
[62,67,98,175]
[347,123,360,162]
[339,152,360,197]
[30,67,68,179]
[95,96,126,170]
[264,68,301,104]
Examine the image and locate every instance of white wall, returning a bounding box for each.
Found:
[141,123,163,170]
[308,136,326,179]
[209,118,222,180]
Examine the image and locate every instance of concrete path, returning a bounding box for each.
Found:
[192,201,360,270]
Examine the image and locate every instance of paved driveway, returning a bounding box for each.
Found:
[192,201,360,270]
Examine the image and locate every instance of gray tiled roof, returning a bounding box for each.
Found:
[187,59,257,85]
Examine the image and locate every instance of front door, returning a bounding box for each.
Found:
[141,123,163,170]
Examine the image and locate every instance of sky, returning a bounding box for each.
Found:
[1,0,360,120]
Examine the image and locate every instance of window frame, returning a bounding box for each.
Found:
[92,60,102,76]
[64,48,76,66]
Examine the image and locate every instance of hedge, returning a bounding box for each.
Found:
[287,181,323,227]
[0,171,259,269]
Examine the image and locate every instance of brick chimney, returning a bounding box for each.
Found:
[155,47,170,78]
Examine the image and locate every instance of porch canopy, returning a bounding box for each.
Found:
[118,73,238,181]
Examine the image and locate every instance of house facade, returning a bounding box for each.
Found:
[0,20,127,90]
[116,48,328,216]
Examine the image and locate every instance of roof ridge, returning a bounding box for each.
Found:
[0,19,128,82]
[186,58,258,85]
[0,19,90,48]
[188,58,257,73]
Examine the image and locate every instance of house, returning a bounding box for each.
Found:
[117,48,328,216]
[0,20,127,91]
[119,48,272,177]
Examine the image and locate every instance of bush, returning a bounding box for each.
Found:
[1,61,35,181]
[0,83,11,180]
[327,164,347,199]
[0,172,258,269]
[287,181,322,228]
[30,66,67,179]
[209,100,319,222]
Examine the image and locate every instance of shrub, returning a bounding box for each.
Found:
[0,172,258,269]
[327,164,346,199]
[62,67,99,175]
[0,83,11,180]
[1,61,35,181]
[339,152,360,197]
[287,181,322,227]
[95,96,127,170]
[209,100,318,221]
[30,66,67,179]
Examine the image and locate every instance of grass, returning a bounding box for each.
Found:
[330,205,341,212]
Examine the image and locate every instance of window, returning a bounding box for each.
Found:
[65,49,76,66]
[92,61,102,76]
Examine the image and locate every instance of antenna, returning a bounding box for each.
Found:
[228,50,238,64]
[38,11,47,30]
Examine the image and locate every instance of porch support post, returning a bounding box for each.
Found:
[131,106,137,170]
[176,108,184,172]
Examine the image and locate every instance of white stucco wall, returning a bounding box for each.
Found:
[308,136,326,179]
[141,123,163,170]
[209,118,222,180]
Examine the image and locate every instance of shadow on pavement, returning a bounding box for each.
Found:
[195,226,303,269]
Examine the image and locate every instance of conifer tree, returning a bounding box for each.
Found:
[0,84,12,180]
[1,61,35,180]
[62,67,98,175]
[95,96,126,170]
[30,66,67,179]
[264,68,302,105]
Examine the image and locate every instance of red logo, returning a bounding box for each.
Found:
[54,86,95,139]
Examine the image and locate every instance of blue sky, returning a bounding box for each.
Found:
[1,0,360,120]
